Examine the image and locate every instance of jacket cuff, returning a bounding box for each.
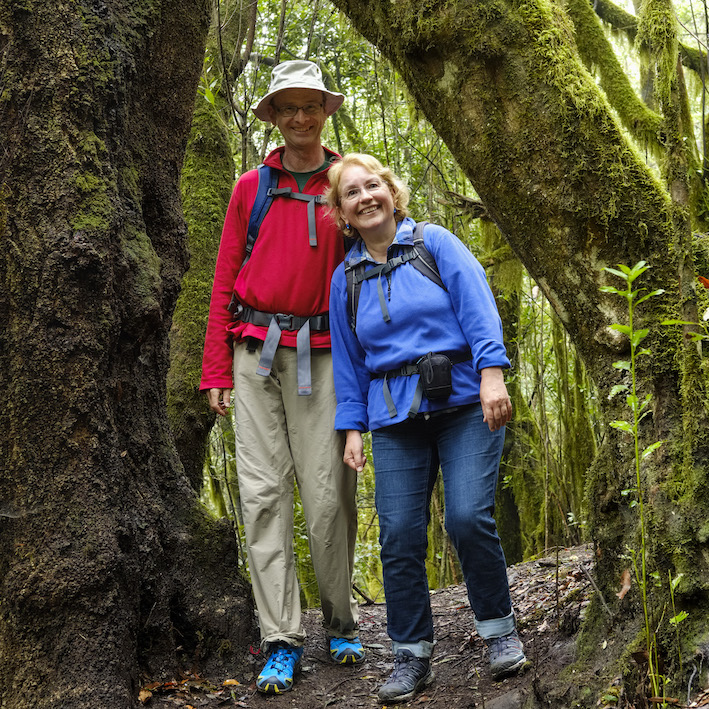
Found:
[334,402,368,432]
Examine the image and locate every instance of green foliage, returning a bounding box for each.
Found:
[600,261,694,703]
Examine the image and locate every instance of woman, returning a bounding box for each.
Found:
[326,154,526,704]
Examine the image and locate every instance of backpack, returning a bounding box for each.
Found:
[344,221,446,332]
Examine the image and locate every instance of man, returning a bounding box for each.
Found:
[200,61,362,694]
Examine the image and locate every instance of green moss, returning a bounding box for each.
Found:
[0,183,9,237]
[169,97,234,400]
[70,131,114,232]
[566,0,662,147]
[120,226,162,307]
[636,0,678,108]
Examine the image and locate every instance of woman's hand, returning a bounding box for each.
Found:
[480,367,512,432]
[344,430,367,472]
[207,387,232,417]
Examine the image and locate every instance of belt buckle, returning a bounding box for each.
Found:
[275,313,294,330]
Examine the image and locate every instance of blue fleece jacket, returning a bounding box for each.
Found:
[329,218,511,432]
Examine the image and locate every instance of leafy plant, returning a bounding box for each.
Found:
[668,572,687,672]
[601,260,665,699]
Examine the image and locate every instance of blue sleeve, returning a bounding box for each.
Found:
[329,264,371,431]
[424,225,510,372]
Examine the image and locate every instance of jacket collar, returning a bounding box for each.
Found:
[263,145,341,173]
[345,217,417,267]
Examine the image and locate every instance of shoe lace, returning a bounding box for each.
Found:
[488,633,521,657]
[390,653,421,681]
[268,646,296,672]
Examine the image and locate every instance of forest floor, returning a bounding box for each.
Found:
[140,545,709,709]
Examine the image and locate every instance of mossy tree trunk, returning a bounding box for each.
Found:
[481,221,525,564]
[330,0,709,701]
[0,2,254,708]
[168,0,248,490]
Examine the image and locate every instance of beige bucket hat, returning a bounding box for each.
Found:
[253,60,344,121]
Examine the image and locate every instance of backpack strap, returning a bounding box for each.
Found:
[243,164,279,268]
[410,222,445,290]
[345,259,365,333]
[344,221,445,333]
[243,165,324,269]
[268,187,323,246]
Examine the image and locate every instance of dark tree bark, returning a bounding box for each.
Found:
[329,0,709,702]
[0,2,254,707]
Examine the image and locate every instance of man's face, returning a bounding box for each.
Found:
[268,88,327,152]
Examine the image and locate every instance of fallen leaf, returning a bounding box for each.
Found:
[223,678,240,686]
[138,689,152,704]
[616,569,632,599]
[699,276,709,289]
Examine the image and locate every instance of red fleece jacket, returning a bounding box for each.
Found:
[200,146,344,391]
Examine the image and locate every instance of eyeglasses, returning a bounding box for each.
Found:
[340,180,388,203]
[273,102,323,117]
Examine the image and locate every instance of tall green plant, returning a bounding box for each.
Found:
[601,261,665,700]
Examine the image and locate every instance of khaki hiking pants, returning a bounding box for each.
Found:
[233,341,359,650]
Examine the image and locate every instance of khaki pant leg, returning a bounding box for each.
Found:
[276,347,360,638]
[233,343,306,649]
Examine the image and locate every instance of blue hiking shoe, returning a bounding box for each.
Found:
[485,630,527,680]
[329,636,366,664]
[256,643,304,694]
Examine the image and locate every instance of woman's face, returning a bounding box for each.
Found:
[337,165,396,238]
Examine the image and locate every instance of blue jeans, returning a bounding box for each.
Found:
[372,404,514,656]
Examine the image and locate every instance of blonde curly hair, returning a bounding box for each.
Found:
[325,153,410,237]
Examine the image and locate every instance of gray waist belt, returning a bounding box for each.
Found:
[234,304,329,396]
[372,351,472,418]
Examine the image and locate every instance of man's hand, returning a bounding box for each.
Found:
[480,367,512,432]
[343,430,367,472]
[207,388,232,417]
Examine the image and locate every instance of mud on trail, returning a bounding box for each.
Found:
[141,546,606,708]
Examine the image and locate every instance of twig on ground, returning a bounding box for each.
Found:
[579,563,613,618]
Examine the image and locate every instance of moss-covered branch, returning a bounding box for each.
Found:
[594,0,708,77]
[567,0,662,146]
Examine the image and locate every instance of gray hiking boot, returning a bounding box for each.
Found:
[485,629,527,679]
[377,649,434,703]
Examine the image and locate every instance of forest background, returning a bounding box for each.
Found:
[2,0,709,706]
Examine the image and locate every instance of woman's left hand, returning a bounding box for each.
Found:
[480,367,512,432]
[344,429,367,472]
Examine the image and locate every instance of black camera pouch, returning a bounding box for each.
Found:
[417,352,453,400]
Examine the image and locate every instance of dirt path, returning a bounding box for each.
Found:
[143,545,609,708]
